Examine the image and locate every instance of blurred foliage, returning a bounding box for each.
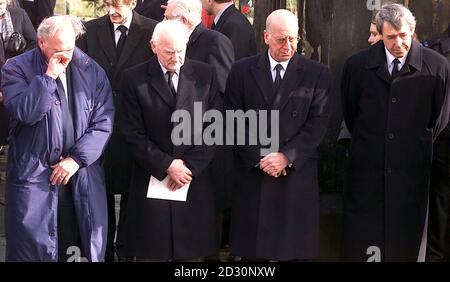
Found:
[54,0,105,20]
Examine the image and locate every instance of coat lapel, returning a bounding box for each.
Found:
[366,41,391,85]
[250,53,276,107]
[175,61,196,111]
[148,57,175,109]
[114,12,146,79]
[398,40,423,77]
[272,54,306,111]
[96,16,117,68]
[66,48,92,139]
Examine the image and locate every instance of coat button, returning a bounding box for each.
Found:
[49,230,55,237]
[54,148,60,153]
[391,98,397,103]
[388,133,395,140]
[292,111,298,118]
[55,100,61,105]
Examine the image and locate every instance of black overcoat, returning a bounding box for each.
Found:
[341,41,450,261]
[225,52,331,260]
[117,57,220,260]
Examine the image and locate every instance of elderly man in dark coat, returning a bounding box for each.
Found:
[118,19,220,261]
[225,9,331,261]
[1,15,114,262]
[341,3,450,262]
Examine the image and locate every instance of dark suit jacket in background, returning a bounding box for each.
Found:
[117,57,220,259]
[186,23,235,209]
[225,53,331,260]
[20,0,55,29]
[76,11,157,195]
[186,24,234,95]
[134,0,165,22]
[212,4,257,60]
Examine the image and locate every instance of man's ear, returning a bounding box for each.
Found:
[38,38,44,49]
[150,40,157,53]
[263,30,270,45]
[131,0,138,10]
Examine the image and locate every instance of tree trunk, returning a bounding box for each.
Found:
[253,0,287,52]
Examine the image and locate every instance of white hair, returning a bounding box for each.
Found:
[167,0,202,27]
[151,19,190,46]
[37,15,85,40]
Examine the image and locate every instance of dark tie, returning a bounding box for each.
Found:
[167,71,177,97]
[211,22,216,30]
[274,64,283,93]
[56,77,74,156]
[116,25,128,58]
[391,58,400,79]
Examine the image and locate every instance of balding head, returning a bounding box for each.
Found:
[266,9,299,36]
[264,9,299,62]
[151,20,190,71]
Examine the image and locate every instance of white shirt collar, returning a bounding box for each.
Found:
[385,47,408,69]
[158,62,179,76]
[268,50,290,73]
[214,3,234,25]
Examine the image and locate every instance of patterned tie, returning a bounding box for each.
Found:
[116,25,128,58]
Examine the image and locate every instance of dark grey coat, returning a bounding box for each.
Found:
[225,53,331,261]
[341,40,450,261]
[117,57,221,260]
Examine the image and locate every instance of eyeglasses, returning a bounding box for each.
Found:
[272,35,300,45]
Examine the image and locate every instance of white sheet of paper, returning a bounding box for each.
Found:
[146,176,190,202]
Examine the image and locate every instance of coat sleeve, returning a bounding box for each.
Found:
[224,63,263,169]
[181,68,220,178]
[432,60,450,140]
[69,66,115,168]
[280,67,331,171]
[120,69,174,181]
[205,35,234,94]
[2,58,56,126]
[341,56,360,133]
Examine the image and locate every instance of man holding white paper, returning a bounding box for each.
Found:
[118,19,221,261]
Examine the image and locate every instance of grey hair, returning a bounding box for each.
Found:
[375,3,416,34]
[37,15,85,40]
[151,19,190,46]
[167,0,202,27]
[266,9,298,34]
